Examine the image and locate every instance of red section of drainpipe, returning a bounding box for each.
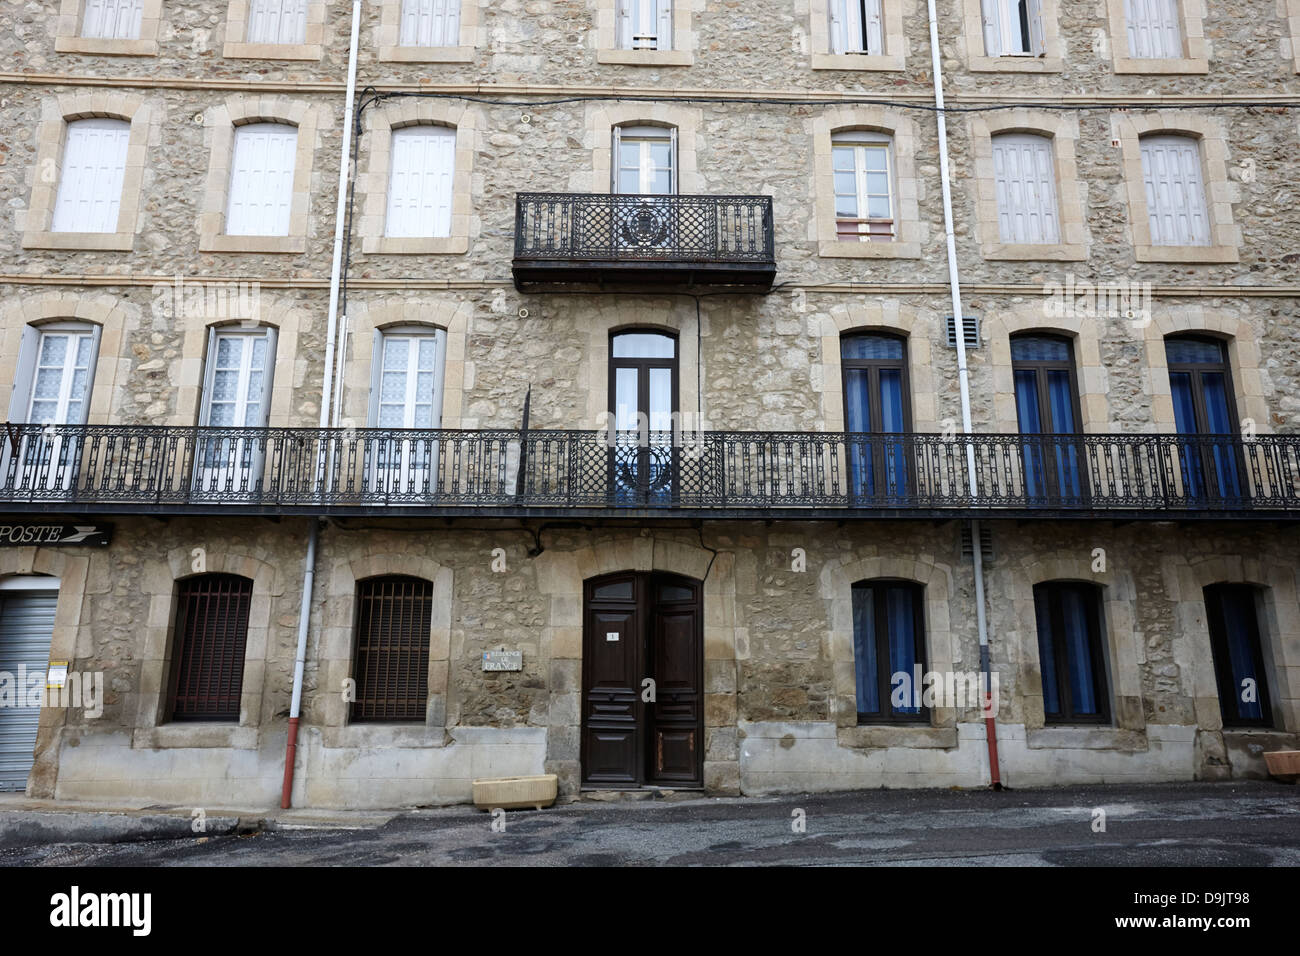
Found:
[280,717,300,809]
[984,695,1001,788]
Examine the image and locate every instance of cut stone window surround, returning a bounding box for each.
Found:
[54,0,162,56]
[21,93,152,252]
[808,0,911,71]
[377,0,483,63]
[198,96,321,255]
[222,0,326,61]
[958,0,1063,72]
[1105,0,1208,74]
[969,110,1090,261]
[595,0,696,66]
[1113,113,1239,264]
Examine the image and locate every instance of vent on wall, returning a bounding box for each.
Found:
[960,525,994,561]
[945,314,980,349]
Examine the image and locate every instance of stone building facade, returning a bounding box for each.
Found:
[0,0,1297,808]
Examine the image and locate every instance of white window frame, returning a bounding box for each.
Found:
[981,0,1045,56]
[991,133,1060,245]
[81,0,143,39]
[617,0,672,51]
[829,0,884,55]
[368,328,448,430]
[385,126,456,239]
[399,0,462,47]
[831,131,896,242]
[367,327,448,497]
[1124,0,1182,59]
[51,118,131,235]
[194,327,277,496]
[611,125,677,195]
[8,323,102,427]
[225,123,298,238]
[246,0,308,45]
[1139,134,1211,247]
[198,328,278,431]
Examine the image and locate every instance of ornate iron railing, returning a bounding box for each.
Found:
[0,425,1296,518]
[513,192,775,265]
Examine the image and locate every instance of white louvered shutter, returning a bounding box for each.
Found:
[616,0,633,49]
[1140,135,1211,246]
[386,126,456,239]
[981,0,1003,56]
[828,0,845,54]
[1126,0,1181,58]
[1027,0,1045,55]
[225,123,298,237]
[399,0,462,47]
[51,119,130,234]
[992,133,1060,244]
[864,0,884,54]
[82,0,144,39]
[247,0,308,45]
[656,0,673,51]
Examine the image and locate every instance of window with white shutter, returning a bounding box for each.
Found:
[617,0,672,51]
[1125,0,1182,59]
[832,132,895,241]
[399,0,462,47]
[225,123,298,237]
[247,0,308,45]
[981,0,1045,56]
[991,133,1060,244]
[385,126,456,239]
[81,0,144,39]
[829,0,884,55]
[1139,135,1211,246]
[51,119,130,234]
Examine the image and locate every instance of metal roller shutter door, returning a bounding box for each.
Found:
[0,592,57,791]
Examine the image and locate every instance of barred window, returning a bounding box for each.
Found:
[351,576,433,722]
[168,574,253,722]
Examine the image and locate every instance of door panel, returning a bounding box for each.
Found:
[581,572,703,789]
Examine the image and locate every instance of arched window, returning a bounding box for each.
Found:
[351,576,433,722]
[386,125,456,238]
[1011,333,1084,501]
[1033,582,1109,724]
[841,332,910,499]
[1165,335,1243,500]
[52,118,130,234]
[1204,584,1272,728]
[226,122,298,237]
[610,331,678,503]
[852,579,927,723]
[167,574,254,722]
[612,125,676,195]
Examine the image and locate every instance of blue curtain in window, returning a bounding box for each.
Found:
[1218,588,1264,722]
[1047,369,1082,498]
[1201,372,1242,499]
[1060,587,1099,716]
[879,369,907,498]
[1015,369,1047,499]
[1034,594,1060,716]
[844,368,874,498]
[851,585,878,715]
[1169,370,1205,498]
[886,586,920,715]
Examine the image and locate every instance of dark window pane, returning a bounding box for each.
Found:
[1010,335,1071,363]
[593,579,634,601]
[1206,584,1271,726]
[657,583,693,602]
[841,333,904,360]
[1034,582,1108,724]
[852,585,879,716]
[1165,336,1226,365]
[853,581,925,722]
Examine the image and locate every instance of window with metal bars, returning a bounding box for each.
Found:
[350,576,433,722]
[167,574,253,722]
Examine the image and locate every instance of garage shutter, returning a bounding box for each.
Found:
[351,577,432,722]
[169,575,253,722]
[0,592,58,792]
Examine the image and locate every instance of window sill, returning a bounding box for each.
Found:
[811,53,904,72]
[222,41,324,61]
[967,54,1062,73]
[321,724,448,749]
[363,236,469,255]
[818,239,920,259]
[55,37,159,56]
[838,725,958,749]
[22,231,134,251]
[200,234,308,254]
[596,49,694,66]
[133,724,258,750]
[1134,244,1239,264]
[982,242,1088,261]
[378,45,475,63]
[1113,56,1209,75]
[1027,726,1147,751]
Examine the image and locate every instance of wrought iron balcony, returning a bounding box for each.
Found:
[1,425,1296,520]
[512,192,776,290]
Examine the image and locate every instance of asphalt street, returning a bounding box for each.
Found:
[1,780,1297,866]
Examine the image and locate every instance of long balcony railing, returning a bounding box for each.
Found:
[1,425,1297,519]
[512,192,776,289]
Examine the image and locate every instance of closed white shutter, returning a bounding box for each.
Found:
[1140,135,1211,246]
[247,0,308,45]
[828,0,846,55]
[225,123,297,237]
[399,0,462,47]
[385,126,456,239]
[616,0,633,49]
[82,0,144,39]
[656,0,673,51]
[992,133,1060,244]
[1126,0,1182,58]
[51,119,130,234]
[981,0,1003,56]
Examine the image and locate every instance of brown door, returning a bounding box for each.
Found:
[581,571,703,789]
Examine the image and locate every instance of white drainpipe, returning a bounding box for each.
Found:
[281,0,363,809]
[925,0,1001,787]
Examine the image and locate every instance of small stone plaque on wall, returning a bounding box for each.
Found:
[483,650,523,672]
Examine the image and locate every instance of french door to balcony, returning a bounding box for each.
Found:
[195,329,275,498]
[13,328,98,495]
[1166,336,1245,506]
[609,331,678,505]
[612,125,676,255]
[1011,334,1088,507]
[370,330,445,498]
[841,333,911,503]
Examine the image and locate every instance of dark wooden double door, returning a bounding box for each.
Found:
[581,571,703,789]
